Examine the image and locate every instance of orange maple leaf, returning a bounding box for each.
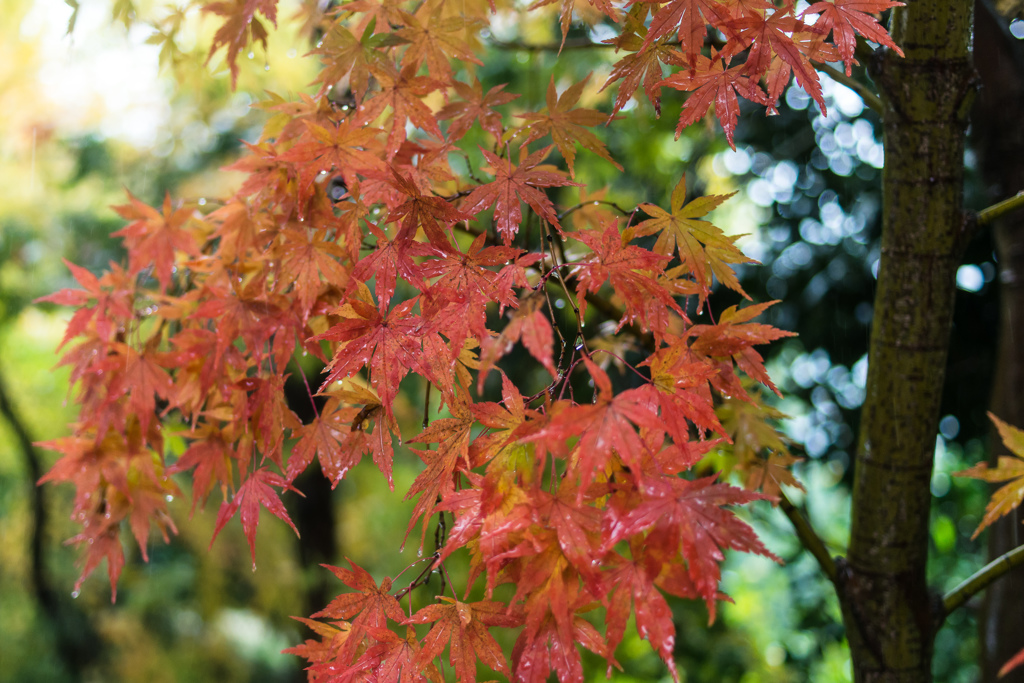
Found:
[955,412,1024,539]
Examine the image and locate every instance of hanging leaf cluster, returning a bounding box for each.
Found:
[38,0,903,680]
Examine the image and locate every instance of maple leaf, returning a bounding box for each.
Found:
[317,561,405,626]
[659,51,768,147]
[641,0,735,53]
[514,75,622,178]
[203,0,276,88]
[357,63,444,160]
[101,343,175,437]
[605,474,777,611]
[462,146,581,245]
[569,220,679,331]
[313,297,425,422]
[408,597,522,682]
[955,412,1024,539]
[286,399,365,485]
[603,542,679,681]
[283,120,386,197]
[479,293,557,383]
[529,357,666,498]
[602,36,678,117]
[352,224,430,308]
[276,227,349,318]
[728,8,825,114]
[644,345,723,444]
[309,20,390,100]
[395,8,483,83]
[438,79,519,141]
[210,467,300,569]
[718,392,803,496]
[511,558,606,683]
[633,174,751,303]
[38,259,136,349]
[405,391,475,543]
[112,191,200,291]
[802,0,905,76]
[168,425,234,511]
[345,626,442,683]
[688,301,795,395]
[385,168,473,249]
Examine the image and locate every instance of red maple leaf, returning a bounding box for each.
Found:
[210,467,301,570]
[529,357,666,497]
[408,597,522,682]
[462,146,581,245]
[802,0,904,75]
[314,297,425,422]
[659,51,768,147]
[112,192,200,291]
[203,0,276,87]
[438,79,519,141]
[404,391,475,542]
[688,300,795,395]
[605,474,777,611]
[728,8,825,113]
[275,227,349,318]
[356,63,444,160]
[603,541,681,681]
[569,220,680,332]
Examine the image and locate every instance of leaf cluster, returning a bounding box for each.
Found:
[37,0,904,680]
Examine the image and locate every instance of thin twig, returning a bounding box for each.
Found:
[818,63,883,115]
[557,199,632,221]
[778,489,838,582]
[942,544,1024,616]
[422,382,432,429]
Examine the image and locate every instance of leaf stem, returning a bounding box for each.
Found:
[817,63,882,115]
[942,544,1024,616]
[778,489,838,582]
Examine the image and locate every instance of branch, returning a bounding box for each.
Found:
[778,488,838,582]
[0,367,50,605]
[488,38,612,52]
[977,190,1024,227]
[942,544,1024,616]
[818,63,883,114]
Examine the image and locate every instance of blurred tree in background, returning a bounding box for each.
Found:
[2,0,1023,681]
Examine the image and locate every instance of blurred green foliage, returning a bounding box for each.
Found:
[0,0,1000,681]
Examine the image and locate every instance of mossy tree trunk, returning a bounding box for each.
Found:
[842,1,975,681]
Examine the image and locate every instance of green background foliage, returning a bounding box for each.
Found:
[0,0,1001,680]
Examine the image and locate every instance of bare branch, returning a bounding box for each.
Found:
[942,544,1024,616]
[977,190,1024,227]
[818,63,883,114]
[778,489,838,582]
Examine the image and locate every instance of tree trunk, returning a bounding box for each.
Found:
[972,2,1024,680]
[843,2,975,681]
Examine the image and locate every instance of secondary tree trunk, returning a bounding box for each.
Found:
[843,2,975,681]
[972,2,1024,680]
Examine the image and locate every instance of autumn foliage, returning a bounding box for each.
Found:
[39,0,906,680]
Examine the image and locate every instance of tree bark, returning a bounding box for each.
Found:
[843,2,975,681]
[972,2,1024,680]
